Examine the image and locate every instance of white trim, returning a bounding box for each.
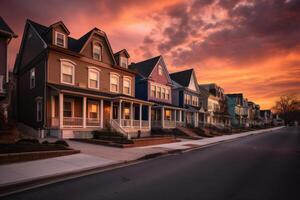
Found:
[60,59,75,85]
[55,31,66,48]
[88,67,100,90]
[123,76,132,95]
[92,43,102,61]
[64,98,75,117]
[110,72,120,93]
[119,56,128,68]
[149,82,171,100]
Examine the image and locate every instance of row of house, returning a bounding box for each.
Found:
[0,17,275,138]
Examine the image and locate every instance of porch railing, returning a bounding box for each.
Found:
[164,120,176,128]
[63,117,83,127]
[86,118,100,127]
[50,117,59,127]
[151,120,162,128]
[120,119,150,128]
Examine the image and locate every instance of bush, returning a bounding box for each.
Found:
[54,140,69,147]
[17,138,40,144]
[41,140,49,144]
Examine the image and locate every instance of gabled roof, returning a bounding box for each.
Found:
[49,21,70,34]
[198,85,210,96]
[0,16,17,38]
[27,20,117,65]
[114,49,130,58]
[129,55,161,78]
[170,69,193,87]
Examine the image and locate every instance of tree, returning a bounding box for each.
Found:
[272,95,300,124]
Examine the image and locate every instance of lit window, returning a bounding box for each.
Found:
[110,74,119,93]
[88,101,99,119]
[166,89,170,100]
[165,109,171,120]
[61,62,75,85]
[30,68,35,89]
[120,57,128,68]
[187,94,191,104]
[93,44,101,61]
[123,77,131,95]
[151,84,156,97]
[156,86,161,98]
[88,69,100,89]
[158,65,163,76]
[124,108,130,119]
[55,32,66,48]
[36,100,42,122]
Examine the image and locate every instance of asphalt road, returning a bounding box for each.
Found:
[3,127,300,200]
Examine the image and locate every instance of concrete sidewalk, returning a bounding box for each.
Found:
[0,126,284,193]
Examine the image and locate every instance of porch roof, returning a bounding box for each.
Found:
[151,101,183,110]
[47,83,154,105]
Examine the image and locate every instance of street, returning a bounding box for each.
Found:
[3,127,300,200]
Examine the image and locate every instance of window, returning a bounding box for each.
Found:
[186,94,191,105]
[120,57,128,68]
[158,65,163,76]
[161,88,165,99]
[88,68,100,89]
[36,100,42,122]
[64,99,73,117]
[88,101,99,119]
[123,77,131,95]
[156,86,161,99]
[166,89,170,100]
[61,60,75,85]
[30,68,35,89]
[110,74,119,93]
[165,109,171,120]
[55,32,66,48]
[192,96,198,106]
[93,44,101,61]
[151,84,156,97]
[124,108,130,119]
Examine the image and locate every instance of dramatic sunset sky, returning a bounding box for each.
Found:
[1,0,300,109]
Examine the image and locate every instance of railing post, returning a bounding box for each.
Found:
[119,100,122,126]
[139,104,142,129]
[110,101,113,120]
[59,93,64,129]
[130,102,133,128]
[148,105,151,129]
[100,99,103,128]
[83,97,87,128]
[162,107,165,128]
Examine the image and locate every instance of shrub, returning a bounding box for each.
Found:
[55,140,69,147]
[17,138,39,144]
[41,140,49,144]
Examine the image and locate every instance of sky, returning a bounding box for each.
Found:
[1,0,300,109]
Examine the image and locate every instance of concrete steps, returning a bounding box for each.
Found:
[176,127,201,139]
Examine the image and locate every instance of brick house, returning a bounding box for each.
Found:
[130,55,184,129]
[14,19,152,138]
[0,16,17,126]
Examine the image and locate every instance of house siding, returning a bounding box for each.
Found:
[18,58,46,129]
[0,38,7,78]
[47,50,135,96]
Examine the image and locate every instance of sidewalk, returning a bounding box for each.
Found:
[0,126,284,194]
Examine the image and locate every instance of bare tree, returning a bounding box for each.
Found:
[272,95,300,124]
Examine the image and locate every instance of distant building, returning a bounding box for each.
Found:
[0,16,17,126]
[199,83,230,128]
[260,110,273,126]
[226,93,244,127]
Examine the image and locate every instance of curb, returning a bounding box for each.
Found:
[0,126,284,197]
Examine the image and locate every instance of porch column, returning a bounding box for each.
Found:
[130,102,133,128]
[59,93,64,129]
[51,95,55,118]
[100,99,103,128]
[119,100,122,125]
[174,109,177,126]
[148,105,151,128]
[179,110,182,122]
[139,104,142,129]
[195,112,198,127]
[83,97,87,128]
[162,107,165,128]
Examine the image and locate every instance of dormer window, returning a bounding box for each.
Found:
[55,32,66,48]
[93,43,102,61]
[120,57,128,68]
